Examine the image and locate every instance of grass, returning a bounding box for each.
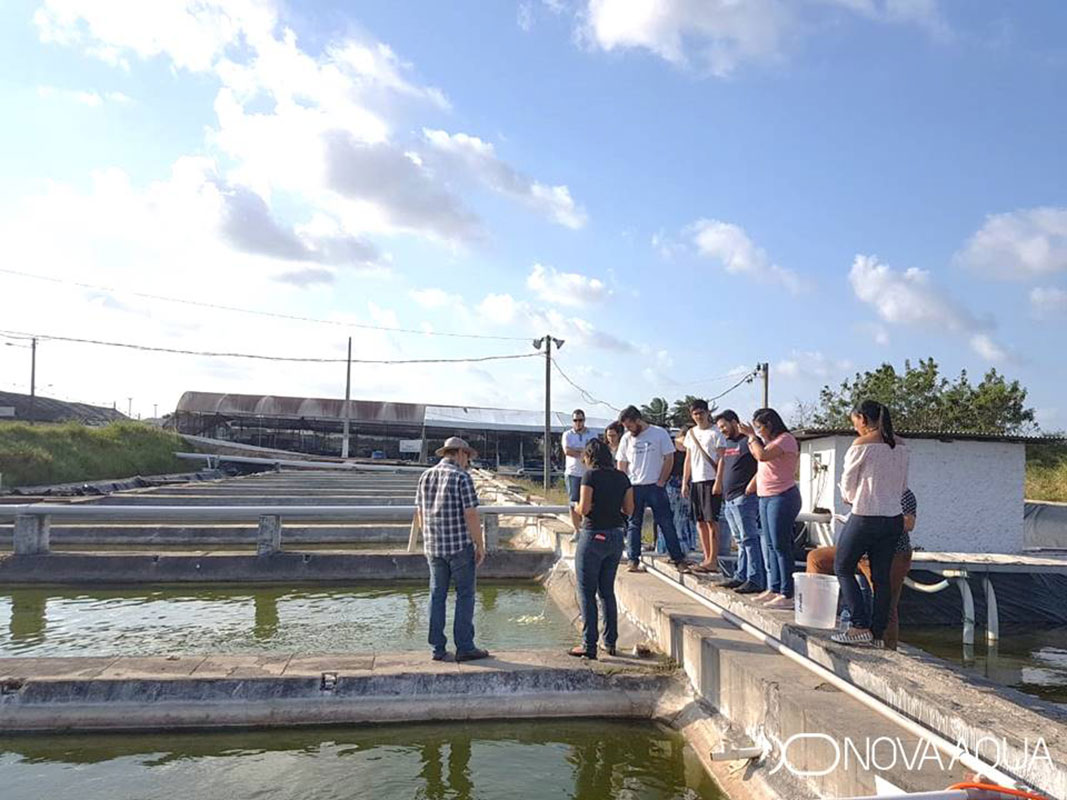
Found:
[499,476,571,507]
[0,421,193,489]
[1026,443,1067,503]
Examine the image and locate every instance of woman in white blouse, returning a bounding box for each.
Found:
[832,400,909,647]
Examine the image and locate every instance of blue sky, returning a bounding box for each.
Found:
[0,0,1065,427]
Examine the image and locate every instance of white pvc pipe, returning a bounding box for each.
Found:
[641,562,1025,791]
[174,452,427,473]
[0,504,570,521]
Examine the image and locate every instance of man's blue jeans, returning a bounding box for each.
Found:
[723,493,765,588]
[759,486,802,597]
[427,543,476,656]
[627,483,685,564]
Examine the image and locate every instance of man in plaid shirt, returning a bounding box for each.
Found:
[415,436,489,662]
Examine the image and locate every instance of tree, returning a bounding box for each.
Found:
[640,397,670,427]
[668,395,716,428]
[812,358,1036,434]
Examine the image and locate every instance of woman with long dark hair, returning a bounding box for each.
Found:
[832,400,909,647]
[738,408,801,610]
[570,437,633,659]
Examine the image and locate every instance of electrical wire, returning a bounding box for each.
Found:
[706,371,757,403]
[550,358,621,413]
[0,329,541,366]
[0,267,529,342]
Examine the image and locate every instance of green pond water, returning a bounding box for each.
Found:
[0,583,575,658]
[903,624,1067,707]
[0,720,724,799]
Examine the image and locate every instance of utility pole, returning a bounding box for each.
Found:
[153,404,158,418]
[533,335,564,492]
[127,397,133,418]
[341,336,352,459]
[759,362,770,408]
[28,337,37,424]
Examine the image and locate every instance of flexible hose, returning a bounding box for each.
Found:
[947,782,1047,799]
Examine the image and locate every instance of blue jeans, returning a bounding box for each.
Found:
[723,494,765,588]
[658,477,696,554]
[759,486,802,597]
[575,528,625,656]
[627,484,685,564]
[834,514,902,638]
[427,544,477,655]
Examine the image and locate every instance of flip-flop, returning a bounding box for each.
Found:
[690,564,715,574]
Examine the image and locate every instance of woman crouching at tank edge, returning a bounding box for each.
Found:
[831,400,909,648]
[568,438,633,660]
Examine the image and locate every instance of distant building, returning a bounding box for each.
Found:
[174,390,613,470]
[795,428,1060,555]
[0,390,125,425]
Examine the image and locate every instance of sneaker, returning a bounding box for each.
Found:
[722,579,744,589]
[455,648,491,662]
[627,561,645,573]
[431,650,451,662]
[734,582,763,594]
[672,560,692,574]
[754,590,776,602]
[831,628,873,646]
[765,596,794,610]
[604,645,617,657]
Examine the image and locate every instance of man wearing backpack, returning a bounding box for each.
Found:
[681,399,727,574]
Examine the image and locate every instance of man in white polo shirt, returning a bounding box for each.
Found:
[561,408,595,536]
[616,405,690,573]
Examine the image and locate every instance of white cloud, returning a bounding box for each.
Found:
[477,293,520,324]
[1030,287,1067,318]
[525,263,609,306]
[423,129,587,229]
[955,207,1067,279]
[36,85,131,106]
[410,288,464,309]
[580,0,946,76]
[691,219,806,293]
[849,254,1009,361]
[473,292,633,352]
[775,350,854,380]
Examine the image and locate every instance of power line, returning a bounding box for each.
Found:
[551,358,621,413]
[0,267,529,342]
[706,371,758,403]
[0,329,541,366]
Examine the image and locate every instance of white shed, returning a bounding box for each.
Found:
[795,430,1040,555]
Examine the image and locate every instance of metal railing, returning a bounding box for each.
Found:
[0,503,570,556]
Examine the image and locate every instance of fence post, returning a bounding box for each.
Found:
[257,515,282,555]
[484,513,500,550]
[14,514,51,555]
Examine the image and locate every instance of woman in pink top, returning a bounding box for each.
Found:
[831,400,909,648]
[738,408,801,610]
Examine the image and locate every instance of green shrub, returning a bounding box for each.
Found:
[0,421,191,488]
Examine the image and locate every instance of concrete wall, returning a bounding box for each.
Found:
[800,435,1026,554]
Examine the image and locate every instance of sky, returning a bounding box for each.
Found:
[0,0,1065,427]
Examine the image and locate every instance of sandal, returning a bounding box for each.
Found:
[568,645,596,659]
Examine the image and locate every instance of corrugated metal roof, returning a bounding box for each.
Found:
[793,427,1063,444]
[176,391,613,432]
[176,392,425,424]
[0,390,125,425]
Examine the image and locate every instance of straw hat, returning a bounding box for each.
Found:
[435,436,478,458]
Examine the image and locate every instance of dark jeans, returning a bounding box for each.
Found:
[427,543,477,655]
[575,527,625,656]
[834,514,903,639]
[759,485,801,597]
[723,493,765,588]
[626,483,685,564]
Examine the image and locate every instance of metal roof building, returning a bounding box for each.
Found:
[175,391,614,467]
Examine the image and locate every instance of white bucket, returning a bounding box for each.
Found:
[793,572,839,629]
